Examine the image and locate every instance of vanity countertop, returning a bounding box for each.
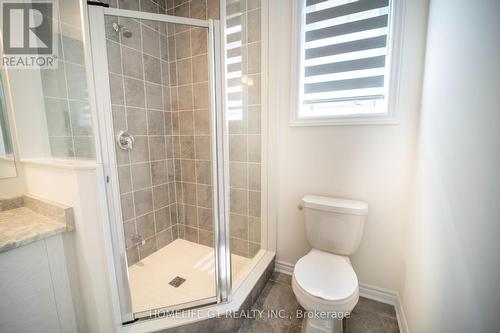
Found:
[0,195,74,253]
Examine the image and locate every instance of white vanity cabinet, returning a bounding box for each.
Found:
[0,234,77,333]
[0,195,77,333]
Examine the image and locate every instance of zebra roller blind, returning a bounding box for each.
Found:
[297,0,395,118]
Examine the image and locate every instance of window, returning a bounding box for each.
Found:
[291,0,404,125]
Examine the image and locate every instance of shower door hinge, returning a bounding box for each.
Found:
[87,1,110,7]
[106,175,110,183]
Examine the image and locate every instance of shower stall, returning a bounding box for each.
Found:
[86,0,267,324]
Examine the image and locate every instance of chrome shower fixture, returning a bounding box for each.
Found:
[112,22,132,38]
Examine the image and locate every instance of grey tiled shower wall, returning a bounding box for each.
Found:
[166,0,220,249]
[41,0,95,159]
[105,0,177,265]
[104,0,262,265]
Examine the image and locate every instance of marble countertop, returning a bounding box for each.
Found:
[0,196,74,253]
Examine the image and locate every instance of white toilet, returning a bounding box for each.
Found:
[292,195,368,333]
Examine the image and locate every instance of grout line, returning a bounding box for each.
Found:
[59,57,87,68]
[171,16,183,240]
[186,2,201,244]
[171,35,182,235]
[43,95,95,104]
[139,11,163,256]
[244,7,251,258]
[46,135,94,138]
[114,11,140,258]
[157,8,177,246]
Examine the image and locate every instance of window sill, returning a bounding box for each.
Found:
[289,113,400,127]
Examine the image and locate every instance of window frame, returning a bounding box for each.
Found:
[290,0,405,126]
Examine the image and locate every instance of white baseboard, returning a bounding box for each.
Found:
[275,260,294,275]
[359,283,409,333]
[274,260,409,333]
[396,301,409,333]
[358,283,398,305]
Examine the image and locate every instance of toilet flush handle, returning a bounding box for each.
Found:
[297,204,303,211]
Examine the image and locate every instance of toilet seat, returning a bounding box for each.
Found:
[292,249,359,312]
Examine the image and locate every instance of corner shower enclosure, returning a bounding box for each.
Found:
[87,0,265,323]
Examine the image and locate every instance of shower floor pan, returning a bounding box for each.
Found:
[128,238,250,314]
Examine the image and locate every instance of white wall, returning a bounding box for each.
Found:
[271,0,428,291]
[401,0,500,332]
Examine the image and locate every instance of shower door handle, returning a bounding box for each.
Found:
[117,131,135,150]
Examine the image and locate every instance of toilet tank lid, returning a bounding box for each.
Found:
[302,195,368,215]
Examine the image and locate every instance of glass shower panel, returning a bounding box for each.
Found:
[225,0,265,291]
[104,14,216,314]
[44,0,95,159]
[9,0,96,160]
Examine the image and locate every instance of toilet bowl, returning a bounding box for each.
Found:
[292,195,368,333]
[292,249,359,333]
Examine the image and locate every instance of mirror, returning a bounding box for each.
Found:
[0,75,17,179]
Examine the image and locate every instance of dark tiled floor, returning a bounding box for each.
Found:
[239,272,399,333]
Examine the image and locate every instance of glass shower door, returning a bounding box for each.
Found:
[88,4,230,322]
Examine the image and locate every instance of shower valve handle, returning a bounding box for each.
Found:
[117,131,135,150]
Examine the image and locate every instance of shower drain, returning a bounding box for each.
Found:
[169,276,186,288]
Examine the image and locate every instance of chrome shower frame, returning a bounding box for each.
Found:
[86,4,230,323]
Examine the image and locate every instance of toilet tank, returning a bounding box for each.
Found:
[302,195,368,256]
